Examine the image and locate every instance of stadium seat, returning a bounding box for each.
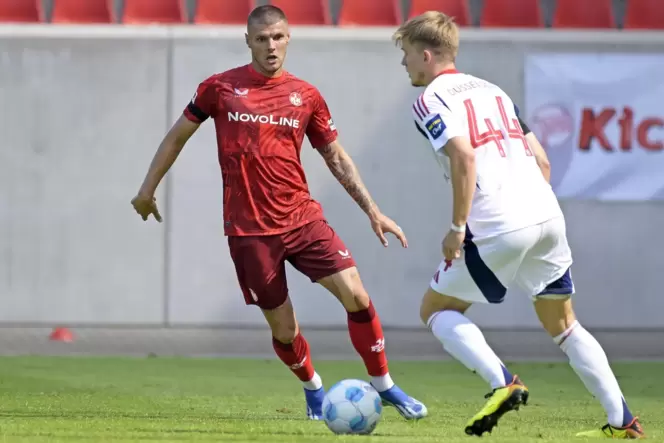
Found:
[194,0,254,24]
[121,0,186,24]
[408,0,470,26]
[52,0,113,24]
[0,0,40,22]
[337,0,402,26]
[480,0,543,28]
[552,0,615,29]
[624,0,664,30]
[269,0,331,25]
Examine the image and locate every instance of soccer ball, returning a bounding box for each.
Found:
[322,379,383,435]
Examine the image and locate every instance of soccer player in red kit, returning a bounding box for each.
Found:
[131,5,427,421]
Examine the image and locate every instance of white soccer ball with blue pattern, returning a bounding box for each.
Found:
[322,379,383,435]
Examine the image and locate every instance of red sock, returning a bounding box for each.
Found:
[347,300,389,377]
[272,334,316,382]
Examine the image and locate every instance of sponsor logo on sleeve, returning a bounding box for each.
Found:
[425,114,446,140]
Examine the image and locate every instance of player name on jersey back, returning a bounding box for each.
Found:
[412,71,563,240]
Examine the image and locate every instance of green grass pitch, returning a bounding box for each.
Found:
[0,356,661,442]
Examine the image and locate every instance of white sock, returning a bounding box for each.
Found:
[371,373,395,392]
[303,372,323,391]
[555,321,633,428]
[428,311,513,389]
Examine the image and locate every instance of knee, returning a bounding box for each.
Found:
[420,289,470,327]
[534,297,577,337]
[272,321,298,344]
[265,301,299,344]
[420,303,434,326]
[339,272,370,312]
[350,284,370,310]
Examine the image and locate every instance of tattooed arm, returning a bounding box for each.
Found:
[316,140,408,247]
[316,140,380,219]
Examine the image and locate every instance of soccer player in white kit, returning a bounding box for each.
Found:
[392,11,645,439]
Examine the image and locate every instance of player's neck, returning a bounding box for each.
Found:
[425,63,459,85]
[250,61,284,80]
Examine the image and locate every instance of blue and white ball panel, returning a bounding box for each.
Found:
[321,379,382,435]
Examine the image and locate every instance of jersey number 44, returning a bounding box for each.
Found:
[464,96,533,158]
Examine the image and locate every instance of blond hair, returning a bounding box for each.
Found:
[392,11,459,61]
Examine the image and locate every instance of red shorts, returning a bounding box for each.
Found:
[228,220,357,310]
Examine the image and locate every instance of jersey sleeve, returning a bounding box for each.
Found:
[412,91,466,152]
[513,104,532,135]
[306,89,338,149]
[183,77,218,123]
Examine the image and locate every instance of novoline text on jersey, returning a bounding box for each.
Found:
[228,112,300,128]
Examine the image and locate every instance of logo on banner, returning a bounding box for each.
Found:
[530,104,575,190]
[530,103,664,193]
[579,107,663,152]
[525,53,664,201]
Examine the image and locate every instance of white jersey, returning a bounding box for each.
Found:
[412,70,562,240]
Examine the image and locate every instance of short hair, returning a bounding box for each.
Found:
[392,11,459,61]
[247,5,288,27]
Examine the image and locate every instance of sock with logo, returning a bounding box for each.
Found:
[272,334,322,389]
[555,321,634,428]
[347,300,393,391]
[428,310,514,389]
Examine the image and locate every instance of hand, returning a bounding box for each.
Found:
[370,213,408,248]
[442,229,465,261]
[131,193,162,222]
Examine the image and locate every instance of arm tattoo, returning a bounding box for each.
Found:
[319,144,377,216]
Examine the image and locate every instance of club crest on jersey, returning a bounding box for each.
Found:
[234,88,249,97]
[289,92,302,107]
[425,114,446,140]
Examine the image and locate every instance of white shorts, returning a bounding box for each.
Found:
[430,216,574,304]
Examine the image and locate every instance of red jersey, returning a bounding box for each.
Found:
[183,64,338,237]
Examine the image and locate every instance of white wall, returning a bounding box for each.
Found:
[1,26,663,328]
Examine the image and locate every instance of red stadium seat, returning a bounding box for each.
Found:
[480,0,543,28]
[52,0,112,24]
[122,0,186,24]
[624,0,664,30]
[553,0,615,29]
[338,0,402,26]
[408,0,470,26]
[194,0,254,24]
[0,0,40,22]
[269,0,331,25]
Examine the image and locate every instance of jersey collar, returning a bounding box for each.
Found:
[435,69,460,78]
[247,63,286,84]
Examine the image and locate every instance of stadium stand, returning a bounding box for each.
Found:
[51,0,112,24]
[624,0,664,29]
[480,0,544,28]
[552,0,616,29]
[121,0,186,24]
[194,0,255,24]
[337,0,402,26]
[269,0,332,25]
[407,0,470,26]
[0,0,41,22]
[1,1,662,29]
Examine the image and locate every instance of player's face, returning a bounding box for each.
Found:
[246,20,290,76]
[400,40,429,87]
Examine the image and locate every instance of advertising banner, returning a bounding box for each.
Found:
[525,53,664,200]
